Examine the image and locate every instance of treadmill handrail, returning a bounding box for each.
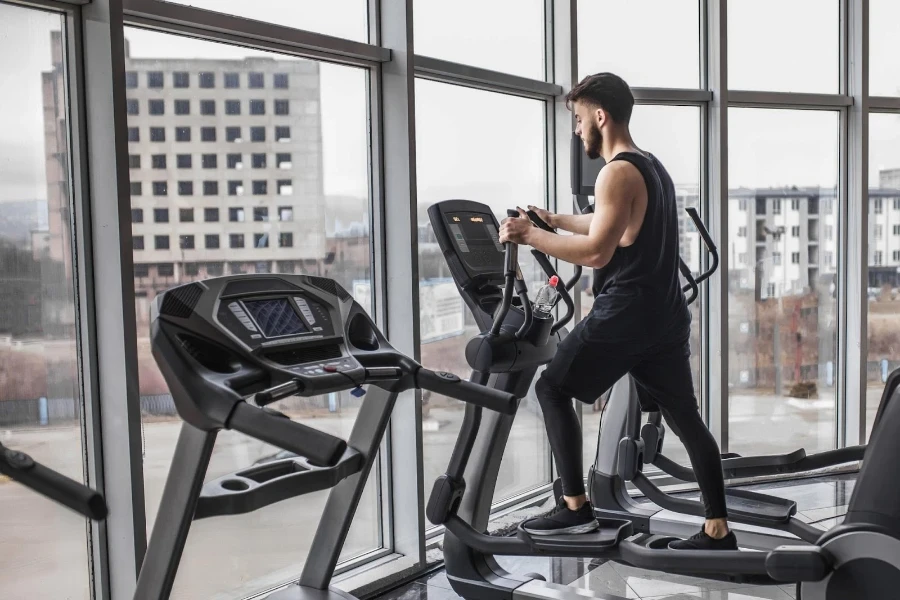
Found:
[228,402,348,467]
[415,367,519,415]
[0,443,108,520]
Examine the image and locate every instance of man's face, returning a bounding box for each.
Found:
[573,101,603,160]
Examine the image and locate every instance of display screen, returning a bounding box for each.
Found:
[242,298,308,337]
[446,211,503,254]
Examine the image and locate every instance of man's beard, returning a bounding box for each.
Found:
[584,124,602,159]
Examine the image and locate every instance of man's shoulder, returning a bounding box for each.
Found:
[595,160,643,195]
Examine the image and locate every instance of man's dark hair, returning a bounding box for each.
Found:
[565,73,634,124]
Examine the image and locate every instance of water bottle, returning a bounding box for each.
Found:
[533,275,560,315]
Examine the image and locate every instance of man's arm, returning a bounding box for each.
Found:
[551,213,593,235]
[523,163,635,269]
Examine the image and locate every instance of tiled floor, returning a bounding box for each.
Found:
[377,476,851,600]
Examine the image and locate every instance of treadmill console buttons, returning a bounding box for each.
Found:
[293,297,316,325]
[290,358,358,377]
[229,302,258,332]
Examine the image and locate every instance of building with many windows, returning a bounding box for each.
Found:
[122,45,326,312]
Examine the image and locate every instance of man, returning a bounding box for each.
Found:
[499,73,736,551]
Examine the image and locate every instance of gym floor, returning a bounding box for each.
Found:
[377,475,853,600]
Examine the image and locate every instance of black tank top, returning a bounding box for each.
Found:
[591,151,686,321]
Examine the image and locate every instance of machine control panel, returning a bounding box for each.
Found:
[427,200,507,293]
[289,357,360,377]
[217,292,336,349]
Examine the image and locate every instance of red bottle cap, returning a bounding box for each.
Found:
[549,276,559,287]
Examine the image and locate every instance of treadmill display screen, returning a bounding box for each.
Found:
[243,298,308,338]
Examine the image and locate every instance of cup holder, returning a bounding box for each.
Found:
[221,479,251,492]
[348,312,379,351]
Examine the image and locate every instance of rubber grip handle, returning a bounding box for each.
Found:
[228,402,347,466]
[0,446,107,520]
[416,369,518,415]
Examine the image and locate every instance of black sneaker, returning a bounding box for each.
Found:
[521,500,600,536]
[668,528,738,550]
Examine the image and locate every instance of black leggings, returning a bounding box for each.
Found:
[535,311,728,519]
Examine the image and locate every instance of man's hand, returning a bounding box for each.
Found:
[526,205,556,229]
[499,207,534,245]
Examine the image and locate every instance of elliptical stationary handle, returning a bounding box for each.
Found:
[530,250,575,335]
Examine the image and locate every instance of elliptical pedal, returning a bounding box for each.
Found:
[516,519,634,554]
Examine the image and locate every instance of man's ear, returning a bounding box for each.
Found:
[595,107,607,128]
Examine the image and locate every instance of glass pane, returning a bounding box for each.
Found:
[728,0,839,93]
[579,105,701,469]
[125,29,377,598]
[866,113,900,439]
[160,0,368,43]
[0,5,91,599]
[727,108,839,456]
[414,0,545,80]
[577,0,700,88]
[870,0,900,96]
[416,79,550,508]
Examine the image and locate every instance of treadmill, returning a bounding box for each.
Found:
[132,274,518,600]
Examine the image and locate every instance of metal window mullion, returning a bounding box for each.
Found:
[843,0,869,446]
[707,0,729,449]
[551,0,581,446]
[631,88,712,104]
[870,97,900,111]
[80,0,148,597]
[366,62,396,561]
[122,0,389,66]
[63,3,112,597]
[728,90,852,109]
[4,0,88,10]
[700,100,711,424]
[413,55,562,100]
[379,0,425,567]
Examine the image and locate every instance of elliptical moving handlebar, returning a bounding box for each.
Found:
[685,207,719,286]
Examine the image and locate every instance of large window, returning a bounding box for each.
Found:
[413,0,545,80]
[728,0,840,94]
[870,0,900,97]
[577,0,700,88]
[727,108,839,456]
[125,29,375,597]
[0,5,90,598]
[728,0,839,93]
[415,80,550,509]
[163,0,368,43]
[578,105,702,469]
[866,113,900,438]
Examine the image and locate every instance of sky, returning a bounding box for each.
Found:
[3,0,900,204]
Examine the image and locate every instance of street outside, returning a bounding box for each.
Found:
[0,386,885,599]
